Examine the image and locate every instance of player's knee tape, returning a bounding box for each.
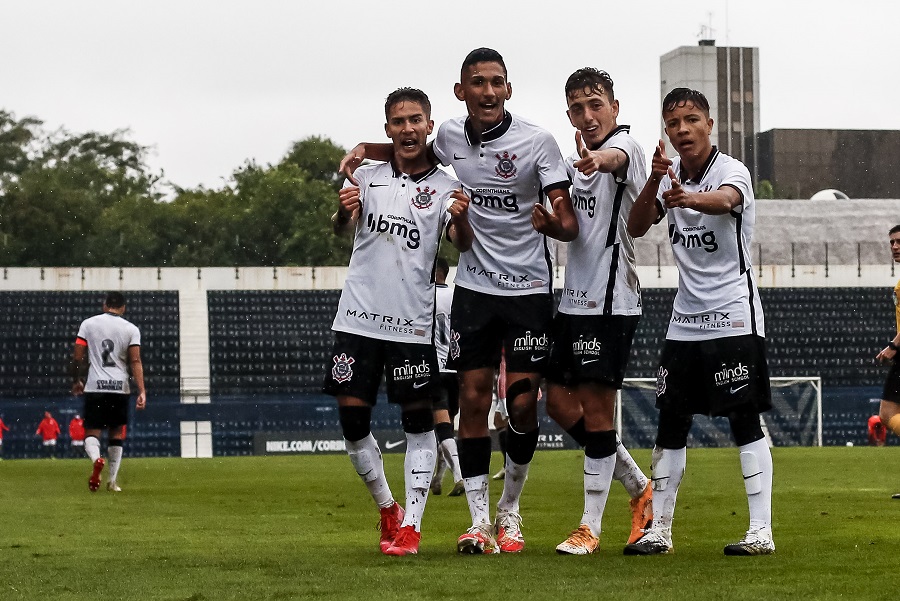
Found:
[505,426,539,466]
[434,421,454,443]
[739,450,763,495]
[458,437,492,478]
[584,465,610,494]
[401,408,434,434]
[727,411,765,447]
[347,448,379,483]
[338,406,372,442]
[655,410,693,449]
[566,417,588,447]
[109,439,123,447]
[888,414,900,437]
[650,446,670,491]
[584,430,617,459]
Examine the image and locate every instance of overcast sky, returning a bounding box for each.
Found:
[4,1,897,191]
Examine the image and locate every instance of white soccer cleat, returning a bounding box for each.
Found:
[723,526,775,556]
[107,481,122,492]
[623,527,673,555]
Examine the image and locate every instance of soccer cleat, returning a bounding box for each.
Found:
[378,502,405,553]
[494,510,525,553]
[384,525,421,556]
[491,467,505,481]
[892,493,900,499]
[556,524,599,555]
[628,482,654,544]
[457,524,498,554]
[723,526,775,556]
[88,458,105,492]
[448,480,465,497]
[623,527,673,555]
[107,481,122,492]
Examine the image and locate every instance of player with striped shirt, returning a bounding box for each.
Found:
[547,68,652,555]
[324,88,473,556]
[626,88,775,556]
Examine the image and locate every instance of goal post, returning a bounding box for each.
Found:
[615,376,823,448]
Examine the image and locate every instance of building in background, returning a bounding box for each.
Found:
[660,40,760,182]
[755,128,900,199]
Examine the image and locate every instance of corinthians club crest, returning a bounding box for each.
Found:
[656,366,668,397]
[332,353,355,383]
[495,151,517,179]
[449,329,461,360]
[411,186,437,209]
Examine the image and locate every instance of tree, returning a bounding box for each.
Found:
[756,179,775,200]
[280,136,346,192]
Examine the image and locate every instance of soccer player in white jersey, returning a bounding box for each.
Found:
[546,68,653,555]
[340,48,578,554]
[324,88,473,556]
[430,257,465,497]
[626,88,775,556]
[70,292,146,493]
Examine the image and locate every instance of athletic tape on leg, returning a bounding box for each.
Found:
[409,448,435,489]
[348,449,378,483]
[650,446,670,492]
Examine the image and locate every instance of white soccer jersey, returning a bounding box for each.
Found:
[656,147,765,341]
[76,312,140,394]
[432,112,570,296]
[433,283,455,373]
[560,126,645,316]
[332,162,454,343]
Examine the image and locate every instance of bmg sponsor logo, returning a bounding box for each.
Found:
[366,213,420,249]
[668,223,718,253]
[471,187,519,212]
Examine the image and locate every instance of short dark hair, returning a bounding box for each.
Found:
[435,257,450,279]
[890,225,900,235]
[104,291,126,309]
[461,47,507,78]
[384,87,431,120]
[662,87,710,116]
[565,68,615,102]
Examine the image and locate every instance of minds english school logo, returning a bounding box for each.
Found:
[495,151,518,179]
[411,186,437,209]
[332,353,355,383]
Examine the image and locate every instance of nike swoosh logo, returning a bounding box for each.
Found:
[369,183,388,187]
[453,154,466,160]
[583,471,603,476]
[357,469,374,478]
[581,358,600,365]
[411,469,430,474]
[530,355,545,362]
[413,381,428,389]
[743,471,762,480]
[730,384,749,394]
[385,440,405,449]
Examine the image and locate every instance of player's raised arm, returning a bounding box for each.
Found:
[531,188,579,242]
[662,170,742,215]
[628,140,670,238]
[332,185,362,236]
[446,188,474,252]
[339,143,396,185]
[572,131,628,177]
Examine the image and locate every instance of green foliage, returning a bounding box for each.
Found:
[0,448,896,600]
[756,179,775,199]
[0,109,353,266]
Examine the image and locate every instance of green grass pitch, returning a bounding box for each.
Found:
[1,447,897,601]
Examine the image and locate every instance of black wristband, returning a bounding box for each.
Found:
[888,341,899,351]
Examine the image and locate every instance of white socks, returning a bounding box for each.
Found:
[84,436,101,463]
[440,438,462,483]
[400,432,436,532]
[613,435,649,498]
[582,454,615,537]
[107,445,123,482]
[650,446,686,533]
[497,460,530,514]
[345,433,394,508]
[463,475,491,526]
[739,438,773,529]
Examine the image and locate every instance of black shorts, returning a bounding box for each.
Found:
[655,335,772,417]
[446,286,553,373]
[322,332,439,405]
[546,313,640,389]
[883,359,900,403]
[433,372,459,417]
[83,392,129,430]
